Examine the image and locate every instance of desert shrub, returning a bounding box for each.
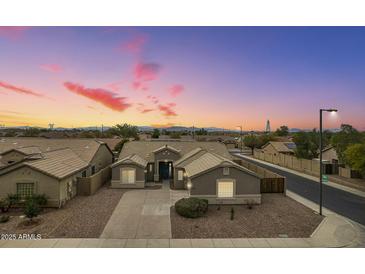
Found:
[27,194,48,206]
[175,197,208,218]
[23,200,41,222]
[7,194,20,205]
[0,215,10,223]
[247,200,255,209]
[230,207,235,220]
[0,199,11,213]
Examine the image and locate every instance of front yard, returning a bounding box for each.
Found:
[170,194,324,238]
[0,185,128,238]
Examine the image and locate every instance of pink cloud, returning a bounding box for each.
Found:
[147,95,159,104]
[168,84,184,97]
[137,103,154,114]
[134,62,161,82]
[105,81,123,92]
[40,64,63,73]
[0,81,44,97]
[63,82,131,112]
[0,26,31,39]
[120,35,147,53]
[158,103,177,117]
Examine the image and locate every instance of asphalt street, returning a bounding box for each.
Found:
[234,153,365,226]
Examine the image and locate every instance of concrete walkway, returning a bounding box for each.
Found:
[100,181,188,239]
[1,214,364,248]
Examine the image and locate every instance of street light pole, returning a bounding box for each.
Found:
[237,125,243,153]
[319,108,337,216]
[319,109,323,215]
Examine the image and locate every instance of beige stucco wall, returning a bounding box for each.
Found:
[0,166,60,206]
[89,144,113,174]
[0,151,26,165]
[322,148,338,162]
[111,163,145,188]
[189,166,261,204]
[77,166,111,195]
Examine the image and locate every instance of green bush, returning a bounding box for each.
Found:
[0,199,11,213]
[0,215,10,223]
[7,194,20,205]
[23,200,41,222]
[175,197,208,218]
[27,194,48,206]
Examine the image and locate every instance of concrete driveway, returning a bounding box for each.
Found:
[100,183,188,239]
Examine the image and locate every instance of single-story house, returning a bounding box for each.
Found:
[0,138,113,207]
[261,141,296,156]
[321,146,339,164]
[111,141,261,204]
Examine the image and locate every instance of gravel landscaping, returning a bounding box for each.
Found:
[170,194,324,238]
[0,185,128,239]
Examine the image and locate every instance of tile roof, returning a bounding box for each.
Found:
[112,154,148,168]
[184,151,258,179]
[119,141,232,162]
[24,148,88,179]
[174,147,204,167]
[263,141,296,153]
[0,137,106,163]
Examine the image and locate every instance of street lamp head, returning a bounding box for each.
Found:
[322,108,338,113]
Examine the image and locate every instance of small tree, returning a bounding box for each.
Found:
[344,144,365,177]
[110,123,138,139]
[152,128,160,138]
[243,135,259,154]
[275,125,289,136]
[24,200,41,223]
[114,139,129,152]
[331,124,363,163]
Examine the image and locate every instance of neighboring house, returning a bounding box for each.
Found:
[111,141,261,204]
[0,138,113,207]
[261,141,296,155]
[321,146,339,164]
[138,133,151,141]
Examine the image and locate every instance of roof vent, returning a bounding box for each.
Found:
[85,146,89,149]
[13,142,17,145]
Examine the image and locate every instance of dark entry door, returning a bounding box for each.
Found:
[159,162,172,180]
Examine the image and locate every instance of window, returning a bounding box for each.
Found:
[178,170,184,181]
[91,165,96,175]
[223,167,230,175]
[121,168,136,184]
[149,164,153,172]
[82,170,87,177]
[217,180,234,198]
[17,183,34,199]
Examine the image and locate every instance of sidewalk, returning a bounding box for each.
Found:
[1,213,364,248]
[234,153,365,198]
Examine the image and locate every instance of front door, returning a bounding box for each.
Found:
[159,162,173,181]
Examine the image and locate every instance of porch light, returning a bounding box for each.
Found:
[186,181,193,190]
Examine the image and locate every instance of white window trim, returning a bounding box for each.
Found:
[121,168,136,184]
[217,179,234,198]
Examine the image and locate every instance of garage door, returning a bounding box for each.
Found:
[217,180,234,198]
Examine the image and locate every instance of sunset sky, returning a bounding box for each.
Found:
[0,26,364,131]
